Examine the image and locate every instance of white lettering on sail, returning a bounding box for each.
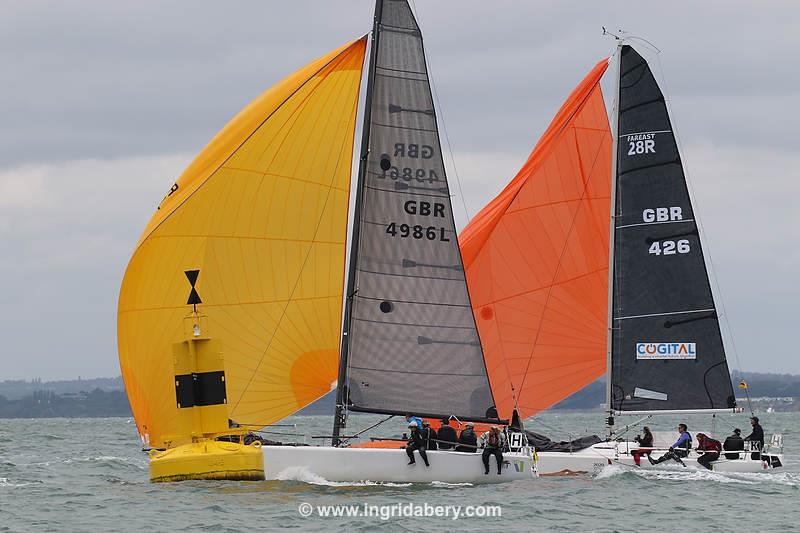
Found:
[648,239,690,256]
[642,207,683,223]
[626,133,656,156]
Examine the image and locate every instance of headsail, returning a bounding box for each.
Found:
[460,60,612,421]
[609,45,735,412]
[339,0,497,422]
[117,38,367,448]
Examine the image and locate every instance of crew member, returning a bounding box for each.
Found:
[480,426,506,475]
[456,422,477,452]
[405,414,423,430]
[631,426,654,467]
[422,421,438,451]
[437,418,457,450]
[723,428,745,460]
[745,416,765,459]
[405,422,429,467]
[696,433,722,470]
[649,423,692,466]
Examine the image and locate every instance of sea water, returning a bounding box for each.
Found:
[1,412,797,531]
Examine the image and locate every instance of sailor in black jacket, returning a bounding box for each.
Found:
[745,416,765,459]
[437,418,458,450]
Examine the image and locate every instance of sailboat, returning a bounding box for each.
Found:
[117,0,535,484]
[461,40,784,474]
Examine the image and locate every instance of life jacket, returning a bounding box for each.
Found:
[676,432,692,450]
[488,432,500,448]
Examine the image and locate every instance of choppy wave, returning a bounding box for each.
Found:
[597,463,800,486]
[1,414,798,530]
[274,466,412,487]
[0,477,41,488]
[430,481,474,487]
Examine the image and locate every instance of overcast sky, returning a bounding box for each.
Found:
[1,1,798,380]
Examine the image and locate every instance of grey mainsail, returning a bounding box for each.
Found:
[336,0,496,426]
[609,45,736,413]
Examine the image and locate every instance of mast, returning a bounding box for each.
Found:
[333,0,383,445]
[605,42,622,439]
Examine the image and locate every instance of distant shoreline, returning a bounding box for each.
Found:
[2,372,798,418]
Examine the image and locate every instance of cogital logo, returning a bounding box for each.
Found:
[636,342,696,360]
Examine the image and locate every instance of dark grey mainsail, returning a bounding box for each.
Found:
[336,0,496,426]
[609,45,736,413]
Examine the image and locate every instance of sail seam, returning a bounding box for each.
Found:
[615,308,716,320]
[618,129,672,138]
[353,317,475,330]
[355,295,471,308]
[349,366,486,377]
[616,218,694,229]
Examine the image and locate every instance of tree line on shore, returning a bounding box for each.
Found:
[1,371,798,418]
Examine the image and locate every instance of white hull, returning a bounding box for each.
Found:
[537,441,784,476]
[263,445,537,484]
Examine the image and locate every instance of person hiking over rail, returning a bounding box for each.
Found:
[480,426,506,475]
[405,422,429,467]
[649,423,692,466]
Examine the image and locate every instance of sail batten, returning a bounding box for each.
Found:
[609,45,736,413]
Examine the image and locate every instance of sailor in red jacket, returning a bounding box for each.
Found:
[696,433,722,470]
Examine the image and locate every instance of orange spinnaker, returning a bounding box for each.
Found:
[460,59,612,421]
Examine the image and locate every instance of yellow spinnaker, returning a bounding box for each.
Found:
[118,38,367,448]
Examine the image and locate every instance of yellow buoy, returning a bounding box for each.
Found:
[149,440,264,483]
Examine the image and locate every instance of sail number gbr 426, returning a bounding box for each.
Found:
[642,206,692,256]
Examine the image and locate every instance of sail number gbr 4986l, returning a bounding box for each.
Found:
[386,200,450,242]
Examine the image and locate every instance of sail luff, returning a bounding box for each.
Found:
[333,3,383,444]
[606,43,623,432]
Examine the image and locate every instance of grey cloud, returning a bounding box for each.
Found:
[2,1,798,168]
[0,1,798,378]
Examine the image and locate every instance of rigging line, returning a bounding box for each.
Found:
[651,50,752,416]
[409,0,471,225]
[338,414,395,447]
